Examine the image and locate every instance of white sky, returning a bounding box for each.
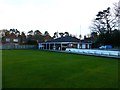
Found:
[0,0,118,37]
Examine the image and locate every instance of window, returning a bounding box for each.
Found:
[13,39,18,42]
[6,38,10,42]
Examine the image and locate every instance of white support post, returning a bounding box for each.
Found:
[41,43,42,49]
[38,43,40,49]
[88,44,90,49]
[77,43,80,49]
[54,43,55,50]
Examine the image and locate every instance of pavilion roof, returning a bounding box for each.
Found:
[47,36,80,43]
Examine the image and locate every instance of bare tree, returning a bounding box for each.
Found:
[34,30,42,35]
[44,31,49,36]
[53,32,58,39]
[28,30,33,35]
[113,0,120,30]
[90,7,117,34]
[79,34,82,39]
[64,32,69,36]
[59,32,64,37]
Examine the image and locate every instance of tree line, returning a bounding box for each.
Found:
[1,29,73,45]
[1,1,120,48]
[90,0,120,48]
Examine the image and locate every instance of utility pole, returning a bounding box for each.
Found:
[79,25,82,39]
[118,1,120,30]
[118,1,120,57]
[79,25,82,49]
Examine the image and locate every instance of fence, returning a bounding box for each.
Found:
[65,48,120,58]
[1,44,37,50]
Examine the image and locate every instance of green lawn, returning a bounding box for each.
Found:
[2,50,118,88]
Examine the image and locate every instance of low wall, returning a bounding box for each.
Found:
[1,45,37,50]
[65,48,120,57]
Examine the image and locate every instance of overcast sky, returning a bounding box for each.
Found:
[0,0,118,38]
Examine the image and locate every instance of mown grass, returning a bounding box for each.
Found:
[2,50,118,88]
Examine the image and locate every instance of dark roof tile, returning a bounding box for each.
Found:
[47,36,80,42]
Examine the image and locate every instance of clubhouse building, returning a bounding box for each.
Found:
[38,36,92,50]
